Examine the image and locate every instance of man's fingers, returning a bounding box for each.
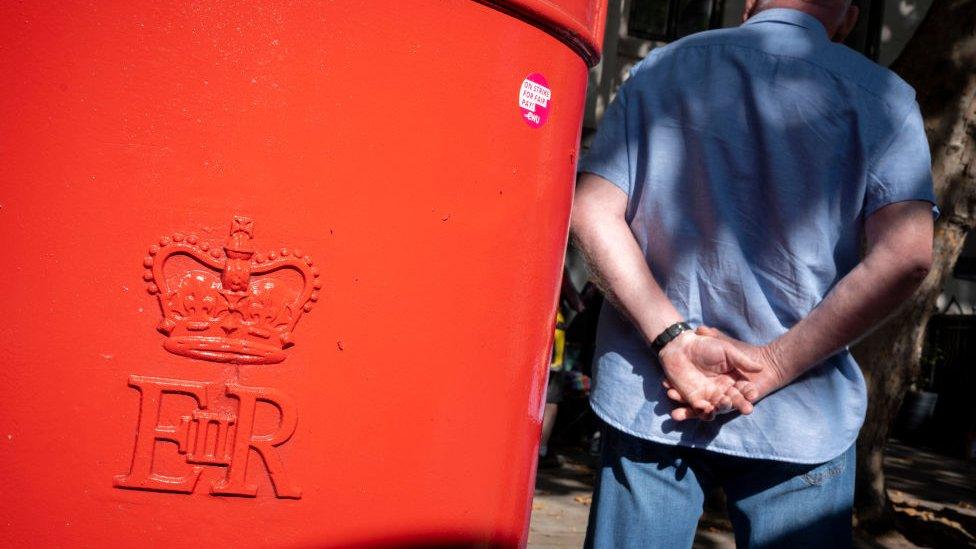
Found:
[662,379,673,390]
[695,325,717,336]
[692,399,714,415]
[671,407,691,421]
[728,389,754,415]
[670,378,759,422]
[725,344,763,373]
[671,407,700,421]
[695,326,761,373]
[696,325,730,340]
[715,374,735,392]
[718,395,732,410]
[735,380,760,402]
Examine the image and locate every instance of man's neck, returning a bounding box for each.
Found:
[753,1,843,37]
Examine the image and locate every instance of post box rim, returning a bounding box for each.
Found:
[476,0,607,67]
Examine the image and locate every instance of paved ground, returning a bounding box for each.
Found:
[527,440,976,548]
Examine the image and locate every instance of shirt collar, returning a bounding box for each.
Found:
[743,8,829,38]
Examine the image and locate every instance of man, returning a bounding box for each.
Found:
[571,0,937,545]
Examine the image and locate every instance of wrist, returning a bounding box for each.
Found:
[651,321,694,355]
[757,341,789,395]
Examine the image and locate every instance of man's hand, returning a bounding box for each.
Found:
[570,174,766,421]
[657,330,764,420]
[664,200,934,422]
[663,327,786,421]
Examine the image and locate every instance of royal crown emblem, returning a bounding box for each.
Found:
[143,216,320,364]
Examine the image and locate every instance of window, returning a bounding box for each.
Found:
[627,0,725,42]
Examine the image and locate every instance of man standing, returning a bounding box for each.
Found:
[571,0,937,545]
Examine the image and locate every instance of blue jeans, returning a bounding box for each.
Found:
[584,425,855,548]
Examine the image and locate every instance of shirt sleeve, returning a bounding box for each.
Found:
[577,85,633,197]
[865,101,938,218]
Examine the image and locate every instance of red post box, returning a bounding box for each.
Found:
[0,1,605,546]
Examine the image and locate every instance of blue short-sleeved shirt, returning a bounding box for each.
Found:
[578,8,937,464]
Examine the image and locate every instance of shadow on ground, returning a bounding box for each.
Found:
[530,440,976,548]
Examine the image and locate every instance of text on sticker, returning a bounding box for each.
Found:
[519,79,551,113]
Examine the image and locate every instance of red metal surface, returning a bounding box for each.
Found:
[477,0,608,66]
[0,1,603,547]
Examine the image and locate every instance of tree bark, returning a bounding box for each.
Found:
[853,0,976,530]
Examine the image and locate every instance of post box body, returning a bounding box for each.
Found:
[0,1,604,546]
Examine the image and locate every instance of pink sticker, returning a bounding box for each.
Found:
[519,73,551,128]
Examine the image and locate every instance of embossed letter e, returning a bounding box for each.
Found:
[114,375,208,493]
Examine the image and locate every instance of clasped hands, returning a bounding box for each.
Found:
[658,326,786,422]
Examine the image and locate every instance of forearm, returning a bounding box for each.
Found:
[570,175,682,344]
[762,203,933,394]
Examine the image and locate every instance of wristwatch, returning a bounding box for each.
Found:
[651,322,693,354]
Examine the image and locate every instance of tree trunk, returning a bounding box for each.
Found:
[853,0,976,530]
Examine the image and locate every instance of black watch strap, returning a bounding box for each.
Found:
[651,322,693,354]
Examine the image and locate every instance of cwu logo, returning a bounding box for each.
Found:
[115,217,318,499]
